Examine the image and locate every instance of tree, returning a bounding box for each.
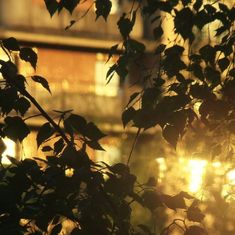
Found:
[0,0,235,234]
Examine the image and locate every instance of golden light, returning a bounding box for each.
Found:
[1,138,16,165]
[226,169,235,185]
[188,159,207,193]
[155,157,167,183]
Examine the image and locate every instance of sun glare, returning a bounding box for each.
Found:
[1,138,16,165]
[226,169,235,185]
[188,159,207,193]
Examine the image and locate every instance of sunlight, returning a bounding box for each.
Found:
[188,159,207,193]
[226,169,235,185]
[1,138,16,165]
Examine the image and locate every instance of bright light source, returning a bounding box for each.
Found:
[1,138,16,165]
[226,169,235,185]
[155,158,167,182]
[188,159,207,193]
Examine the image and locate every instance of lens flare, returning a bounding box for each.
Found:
[188,159,207,193]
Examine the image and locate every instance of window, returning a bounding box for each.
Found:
[95,53,119,97]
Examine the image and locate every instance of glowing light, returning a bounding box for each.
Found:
[1,138,16,165]
[155,158,167,182]
[226,169,235,185]
[188,159,207,193]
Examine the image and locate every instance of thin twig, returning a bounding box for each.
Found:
[127,128,141,165]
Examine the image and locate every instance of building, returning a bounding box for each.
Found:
[0,0,159,167]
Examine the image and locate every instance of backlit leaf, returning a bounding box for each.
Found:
[37,122,54,148]
[32,76,51,93]
[20,47,37,69]
[4,116,30,142]
[2,37,19,51]
[162,124,179,149]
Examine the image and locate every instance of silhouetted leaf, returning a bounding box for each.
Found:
[65,20,76,30]
[162,125,179,148]
[110,163,129,175]
[86,140,105,151]
[65,114,87,135]
[153,25,163,40]
[218,57,230,72]
[107,44,119,62]
[117,14,134,39]
[184,226,205,235]
[187,206,205,222]
[85,122,106,140]
[138,224,153,235]
[32,76,51,93]
[161,193,186,210]
[51,223,62,235]
[37,122,54,147]
[142,190,163,211]
[44,0,58,17]
[95,0,112,21]
[4,116,30,142]
[2,37,20,51]
[20,47,37,69]
[193,0,202,11]
[155,43,166,54]
[199,45,215,64]
[54,138,65,155]
[14,97,31,116]
[122,107,136,128]
[63,0,80,14]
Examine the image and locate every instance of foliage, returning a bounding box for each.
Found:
[0,0,235,234]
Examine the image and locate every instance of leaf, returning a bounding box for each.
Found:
[187,206,205,222]
[218,57,230,72]
[64,114,87,135]
[107,44,119,63]
[4,116,30,142]
[155,44,166,54]
[193,0,202,11]
[70,228,83,235]
[153,25,163,40]
[2,37,20,51]
[161,193,186,210]
[127,39,146,54]
[65,20,76,30]
[63,0,80,14]
[20,47,38,69]
[126,92,140,107]
[37,122,54,148]
[122,107,136,128]
[138,224,153,235]
[142,190,163,211]
[31,75,51,93]
[95,0,112,21]
[199,45,216,64]
[146,177,157,187]
[44,0,58,17]
[86,140,105,151]
[54,138,65,155]
[184,226,205,235]
[110,163,129,175]
[85,122,106,141]
[14,97,31,116]
[117,14,134,39]
[42,146,53,152]
[51,224,62,235]
[162,125,179,149]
